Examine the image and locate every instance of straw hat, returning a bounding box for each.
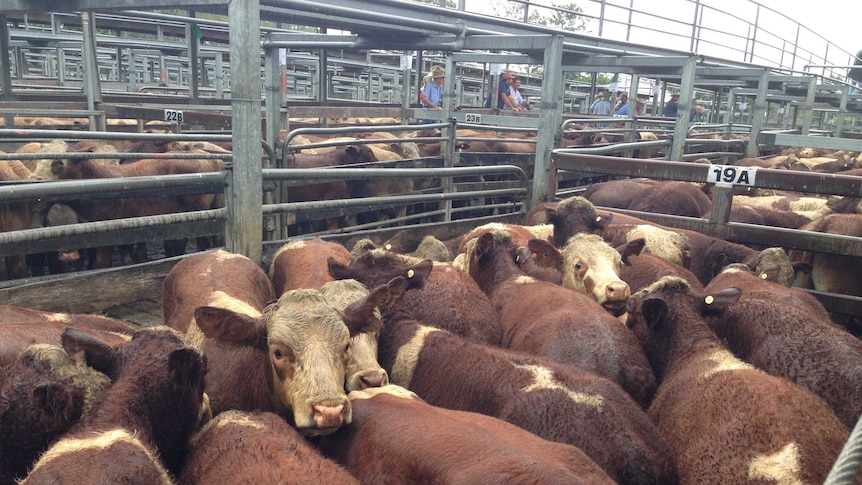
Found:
[429,65,445,78]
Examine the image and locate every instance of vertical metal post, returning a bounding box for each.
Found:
[724,88,736,124]
[186,11,199,100]
[80,12,102,131]
[0,15,13,103]
[837,84,848,137]
[748,5,760,63]
[689,0,700,53]
[801,75,816,135]
[670,55,697,162]
[264,39,285,240]
[225,0,263,263]
[746,69,769,158]
[215,52,225,99]
[533,34,563,207]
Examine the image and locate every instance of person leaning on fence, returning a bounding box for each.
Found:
[664,92,680,118]
[420,65,445,111]
[614,96,645,116]
[590,92,611,116]
[484,72,522,111]
[510,78,533,111]
[614,93,628,112]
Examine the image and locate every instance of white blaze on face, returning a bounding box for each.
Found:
[747,442,804,484]
[391,325,440,387]
[561,233,626,305]
[513,363,605,409]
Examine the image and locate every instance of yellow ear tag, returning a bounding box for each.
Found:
[760,273,768,279]
[704,295,714,305]
[385,244,392,250]
[407,269,415,278]
[596,216,602,222]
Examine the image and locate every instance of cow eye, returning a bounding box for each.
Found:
[574,262,583,270]
[273,349,283,360]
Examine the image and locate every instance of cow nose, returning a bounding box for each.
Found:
[360,370,389,389]
[312,402,346,428]
[606,281,631,302]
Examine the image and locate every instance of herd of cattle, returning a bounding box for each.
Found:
[0,187,860,483]
[1,120,862,483]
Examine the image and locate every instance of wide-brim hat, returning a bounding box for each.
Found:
[636,97,647,104]
[670,93,680,97]
[429,65,445,78]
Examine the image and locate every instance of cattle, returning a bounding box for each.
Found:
[163,249,275,349]
[0,160,35,281]
[625,277,849,484]
[582,179,713,218]
[0,344,111,484]
[284,145,378,231]
[179,410,359,485]
[190,272,393,435]
[328,247,503,346]
[21,326,209,483]
[580,179,659,211]
[467,231,656,407]
[164,249,392,434]
[380,232,453,262]
[790,213,862,297]
[620,249,704,294]
[545,196,614,247]
[319,277,411,392]
[377,319,677,485]
[703,265,862,428]
[0,322,133,368]
[731,194,835,220]
[268,237,352,296]
[602,223,692,268]
[55,151,225,268]
[315,385,618,485]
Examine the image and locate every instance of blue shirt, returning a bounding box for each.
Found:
[664,99,679,117]
[423,82,444,108]
[614,103,631,116]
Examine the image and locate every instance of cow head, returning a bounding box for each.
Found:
[547,196,613,247]
[560,233,631,316]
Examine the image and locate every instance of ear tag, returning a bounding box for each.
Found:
[596,216,602,222]
[385,244,392,250]
[407,269,414,278]
[704,295,714,305]
[760,273,768,279]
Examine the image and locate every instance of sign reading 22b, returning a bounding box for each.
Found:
[706,164,757,186]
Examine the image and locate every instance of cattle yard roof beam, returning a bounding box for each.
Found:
[0,0,229,13]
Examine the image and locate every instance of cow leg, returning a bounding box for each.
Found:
[163,239,188,258]
[90,246,115,269]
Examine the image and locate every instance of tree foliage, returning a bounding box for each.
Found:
[491,1,587,32]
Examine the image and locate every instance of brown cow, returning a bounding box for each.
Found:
[0,344,110,484]
[21,326,209,483]
[545,196,614,247]
[377,320,678,485]
[0,322,132,368]
[468,231,656,407]
[56,152,224,268]
[625,277,849,484]
[268,237,351,296]
[315,386,617,485]
[328,248,504,347]
[704,265,862,428]
[790,213,862,297]
[179,410,359,485]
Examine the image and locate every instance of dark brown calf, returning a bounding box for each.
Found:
[179,410,359,485]
[704,266,862,428]
[0,344,110,484]
[328,248,503,346]
[625,277,849,484]
[21,326,208,483]
[468,231,656,407]
[315,386,617,485]
[377,320,678,485]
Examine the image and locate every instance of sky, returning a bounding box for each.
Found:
[457,0,860,71]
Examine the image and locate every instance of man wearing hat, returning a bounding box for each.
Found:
[613,95,645,116]
[664,92,680,117]
[484,72,521,110]
[420,65,446,111]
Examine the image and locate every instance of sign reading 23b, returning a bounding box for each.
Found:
[706,164,757,186]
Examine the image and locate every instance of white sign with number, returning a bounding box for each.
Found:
[706,164,757,186]
[164,109,184,123]
[464,113,482,123]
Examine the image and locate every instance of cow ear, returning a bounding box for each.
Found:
[195,306,267,348]
[344,145,359,157]
[405,260,433,285]
[594,212,613,230]
[33,382,80,424]
[792,261,813,275]
[527,239,562,270]
[341,290,386,337]
[619,237,646,265]
[328,257,352,280]
[383,276,411,309]
[701,287,742,315]
[544,206,560,225]
[474,232,496,259]
[640,297,668,330]
[168,348,205,390]
[61,327,117,377]
[514,247,532,266]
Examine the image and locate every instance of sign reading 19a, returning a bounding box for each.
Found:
[706,164,757,186]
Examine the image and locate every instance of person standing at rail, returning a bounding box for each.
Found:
[664,92,680,117]
[420,65,446,111]
[485,72,522,111]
